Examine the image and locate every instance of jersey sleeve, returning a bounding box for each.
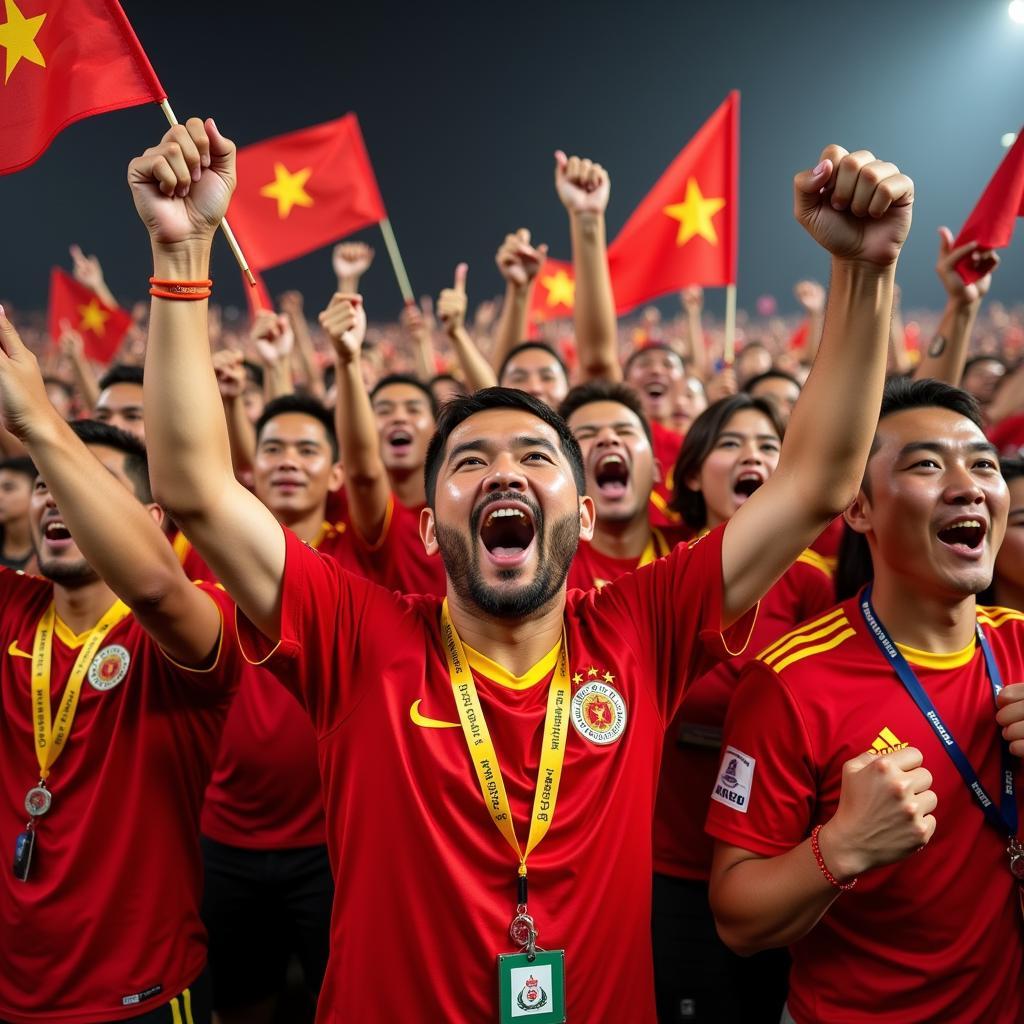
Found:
[704,660,818,857]
[589,524,758,723]
[234,523,407,736]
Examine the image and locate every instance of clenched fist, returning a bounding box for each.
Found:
[319,294,367,362]
[496,229,547,288]
[554,150,610,216]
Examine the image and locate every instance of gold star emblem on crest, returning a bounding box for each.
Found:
[663,177,726,247]
[77,299,109,335]
[603,671,615,684]
[587,666,598,678]
[0,0,46,85]
[540,268,575,308]
[259,162,314,218]
[572,672,583,685]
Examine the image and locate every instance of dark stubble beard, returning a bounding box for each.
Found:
[37,554,100,587]
[435,510,580,619]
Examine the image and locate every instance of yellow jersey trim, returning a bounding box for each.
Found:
[171,531,191,564]
[895,637,976,671]
[771,628,857,673]
[796,548,833,578]
[462,637,563,691]
[649,490,682,524]
[978,605,1024,629]
[54,601,131,650]
[759,608,848,664]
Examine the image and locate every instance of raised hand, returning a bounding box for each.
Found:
[127,117,236,247]
[69,244,106,293]
[57,318,85,360]
[996,683,1024,757]
[332,242,375,285]
[319,294,367,362]
[0,308,56,442]
[793,146,913,267]
[278,290,305,317]
[250,310,294,367]
[936,226,999,305]
[437,264,469,337]
[473,298,498,332]
[554,150,611,216]
[794,280,826,315]
[819,747,937,879]
[212,348,246,400]
[496,229,547,288]
[680,286,704,314]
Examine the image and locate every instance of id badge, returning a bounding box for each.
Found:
[497,949,565,1023]
[13,829,34,882]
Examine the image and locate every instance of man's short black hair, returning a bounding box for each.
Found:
[97,363,144,392]
[70,419,152,503]
[744,369,803,395]
[498,342,569,385]
[243,360,265,389]
[0,455,36,482]
[424,387,585,508]
[255,394,339,461]
[557,380,653,446]
[835,377,986,600]
[622,342,685,379]
[962,354,1008,377]
[370,374,439,419]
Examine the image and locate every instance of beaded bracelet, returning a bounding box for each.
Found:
[811,824,858,891]
[148,277,213,300]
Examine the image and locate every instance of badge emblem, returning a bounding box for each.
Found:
[571,680,627,745]
[516,974,548,1012]
[88,645,130,691]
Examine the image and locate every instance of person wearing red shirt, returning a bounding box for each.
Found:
[982,457,1024,612]
[135,118,911,1022]
[0,312,240,1024]
[653,393,834,1022]
[708,377,1024,1022]
[559,380,690,590]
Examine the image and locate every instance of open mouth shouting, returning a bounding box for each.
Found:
[594,453,630,500]
[936,516,987,559]
[643,381,667,402]
[732,470,765,503]
[476,499,538,568]
[42,517,73,552]
[385,427,414,456]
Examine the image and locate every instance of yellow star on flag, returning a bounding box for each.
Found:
[259,162,314,219]
[0,0,46,85]
[540,269,575,308]
[663,177,726,247]
[78,299,109,335]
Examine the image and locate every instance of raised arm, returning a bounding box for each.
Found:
[320,293,392,543]
[491,229,546,370]
[70,244,119,311]
[332,241,375,294]
[721,146,913,624]
[437,263,498,392]
[793,280,826,366]
[0,309,222,663]
[212,348,256,479]
[913,227,998,384]
[131,118,286,638]
[57,320,100,411]
[279,290,325,399]
[555,151,619,381]
[680,287,708,380]
[251,309,295,400]
[401,300,437,382]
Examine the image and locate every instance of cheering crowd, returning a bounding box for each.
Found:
[1,116,1024,1024]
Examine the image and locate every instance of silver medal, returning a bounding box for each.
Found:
[24,785,51,817]
[1009,839,1024,880]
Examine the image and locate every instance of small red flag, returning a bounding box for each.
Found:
[608,92,739,314]
[527,258,576,325]
[47,268,132,364]
[954,128,1024,284]
[243,267,274,322]
[0,0,164,175]
[227,114,386,271]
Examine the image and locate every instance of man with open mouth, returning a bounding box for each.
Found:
[708,377,1024,1022]
[135,117,910,1023]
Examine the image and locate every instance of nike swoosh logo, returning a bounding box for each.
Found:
[409,699,459,730]
[8,641,32,659]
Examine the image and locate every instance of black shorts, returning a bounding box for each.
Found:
[200,837,334,1012]
[651,872,789,1024]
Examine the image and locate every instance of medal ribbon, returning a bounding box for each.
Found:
[31,599,132,782]
[441,600,570,878]
[860,586,1017,837]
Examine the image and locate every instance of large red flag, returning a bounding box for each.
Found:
[0,0,164,175]
[227,114,386,271]
[954,128,1024,284]
[47,267,132,363]
[608,92,738,314]
[527,258,576,325]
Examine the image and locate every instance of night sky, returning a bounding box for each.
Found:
[4,0,1023,323]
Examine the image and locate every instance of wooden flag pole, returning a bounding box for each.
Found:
[159,100,256,286]
[723,283,737,366]
[378,218,415,304]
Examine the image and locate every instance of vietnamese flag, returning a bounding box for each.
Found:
[608,92,738,314]
[953,127,1024,284]
[0,0,165,175]
[47,267,132,363]
[227,114,386,271]
[528,258,576,325]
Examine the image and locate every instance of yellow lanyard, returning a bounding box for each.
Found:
[31,599,131,782]
[637,527,671,569]
[440,600,570,879]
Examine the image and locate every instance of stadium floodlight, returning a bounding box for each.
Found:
[1010,0,1024,24]
[1003,133,1019,148]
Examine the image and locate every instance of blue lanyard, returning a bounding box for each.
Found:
[860,586,1017,838]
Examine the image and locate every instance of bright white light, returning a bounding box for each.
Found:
[1010,0,1024,24]
[1003,132,1019,148]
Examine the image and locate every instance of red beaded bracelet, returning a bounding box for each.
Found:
[148,277,213,301]
[811,824,858,891]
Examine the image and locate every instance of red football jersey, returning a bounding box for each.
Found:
[809,515,844,567]
[988,412,1024,457]
[653,552,834,880]
[201,521,351,849]
[237,524,756,1023]
[567,524,692,592]
[649,420,684,527]
[706,599,1024,1022]
[0,570,239,1023]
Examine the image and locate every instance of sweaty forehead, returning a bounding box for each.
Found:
[259,412,330,447]
[567,399,643,434]
[873,406,986,456]
[444,408,561,456]
[96,382,144,408]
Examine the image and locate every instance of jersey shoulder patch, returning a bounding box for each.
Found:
[757,606,856,674]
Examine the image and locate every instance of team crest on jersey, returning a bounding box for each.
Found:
[570,673,627,745]
[88,645,130,691]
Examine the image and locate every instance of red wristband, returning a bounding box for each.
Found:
[811,824,858,892]
[148,277,213,300]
